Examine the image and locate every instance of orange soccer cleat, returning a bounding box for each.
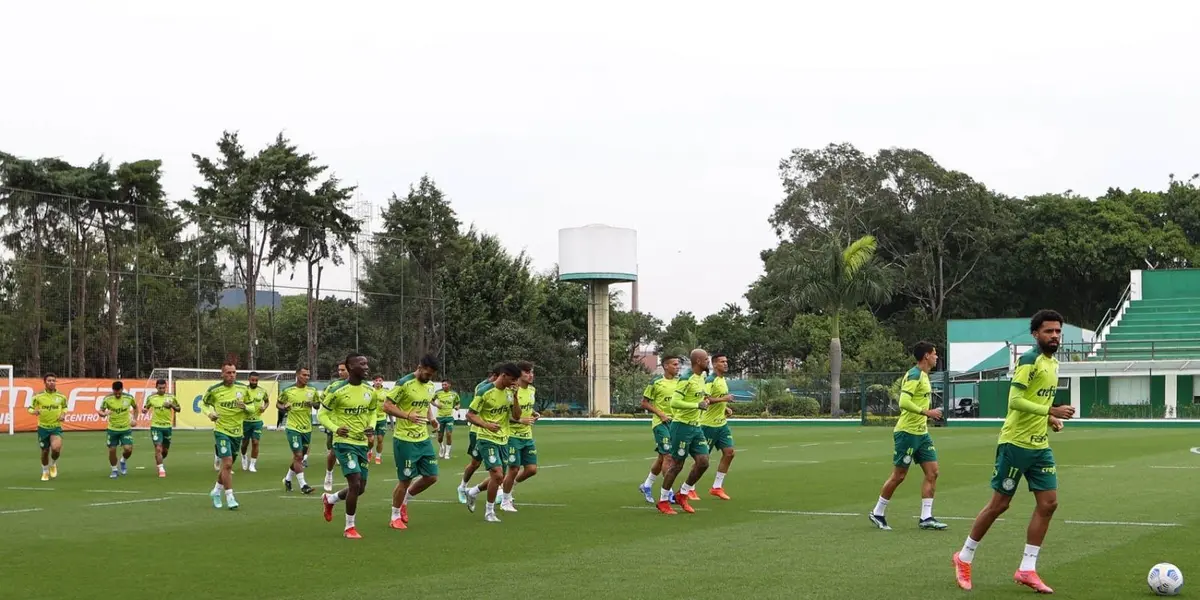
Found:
[389,518,407,530]
[400,504,409,524]
[709,488,730,500]
[675,492,695,514]
[687,489,700,501]
[952,553,973,591]
[1014,570,1053,594]
[322,496,334,522]
[343,527,362,539]
[656,500,677,515]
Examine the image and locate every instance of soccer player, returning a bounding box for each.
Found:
[319,353,379,539]
[657,349,712,515]
[98,381,137,479]
[457,368,498,503]
[463,362,521,523]
[868,341,947,531]
[953,310,1076,593]
[638,355,682,503]
[368,375,388,465]
[383,354,441,530]
[279,367,319,494]
[434,380,460,459]
[701,352,736,500]
[142,379,180,478]
[29,373,67,481]
[202,362,258,509]
[239,371,269,472]
[500,361,539,512]
[323,361,349,492]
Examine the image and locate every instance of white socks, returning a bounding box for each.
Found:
[713,471,726,489]
[50,458,57,467]
[250,458,257,468]
[325,492,341,505]
[959,537,979,563]
[296,472,307,487]
[446,445,452,456]
[484,502,495,516]
[284,471,293,483]
[873,496,889,517]
[224,489,235,503]
[345,514,355,530]
[403,491,414,506]
[643,473,657,488]
[920,498,934,520]
[1020,544,1040,571]
[659,488,671,502]
[212,483,224,495]
[41,466,48,473]
[391,506,402,520]
[680,483,694,495]
[325,470,334,480]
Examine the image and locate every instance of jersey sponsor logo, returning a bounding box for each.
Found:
[1036,388,1055,397]
[1030,434,1048,444]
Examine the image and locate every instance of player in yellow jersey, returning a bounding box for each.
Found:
[500,361,540,512]
[142,378,180,478]
[202,362,258,510]
[464,362,521,523]
[868,341,947,531]
[279,367,320,494]
[28,373,67,481]
[658,349,712,515]
[322,361,349,492]
[239,372,270,472]
[638,355,682,503]
[368,375,388,465]
[319,353,379,539]
[954,310,1076,593]
[98,381,138,478]
[457,368,498,503]
[434,380,459,459]
[383,355,441,530]
[701,353,736,500]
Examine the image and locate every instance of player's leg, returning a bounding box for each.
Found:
[248,427,260,471]
[515,441,537,484]
[465,442,505,521]
[48,433,62,478]
[458,431,480,502]
[240,435,251,470]
[38,430,51,480]
[873,431,916,530]
[444,424,454,458]
[106,432,120,477]
[954,444,1021,591]
[641,424,670,502]
[119,433,133,475]
[915,434,946,530]
[153,438,166,476]
[1012,449,1059,593]
[709,425,735,500]
[323,430,336,492]
[677,434,710,513]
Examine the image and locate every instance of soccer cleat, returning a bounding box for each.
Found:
[48,465,57,479]
[457,487,468,504]
[322,496,335,522]
[343,527,362,539]
[401,504,409,524]
[710,488,731,500]
[157,470,166,478]
[952,553,973,591]
[1013,570,1053,594]
[687,489,700,501]
[374,455,381,465]
[389,518,407,530]
[466,492,478,513]
[118,461,127,476]
[638,484,655,504]
[485,513,501,523]
[655,500,677,515]
[110,470,119,479]
[302,456,309,468]
[40,472,49,482]
[868,514,892,531]
[226,497,239,510]
[675,493,695,514]
[918,517,948,530]
[500,500,518,513]
[241,457,249,471]
[248,464,257,473]
[284,479,293,492]
[323,476,334,493]
[300,484,314,495]
[210,491,223,509]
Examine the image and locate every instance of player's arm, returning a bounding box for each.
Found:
[640,384,671,421]
[897,378,930,415]
[1006,364,1050,416]
[707,381,733,404]
[97,397,111,418]
[465,409,494,431]
[452,393,460,410]
[200,391,219,422]
[276,392,290,412]
[316,398,338,432]
[27,396,40,416]
[670,386,709,410]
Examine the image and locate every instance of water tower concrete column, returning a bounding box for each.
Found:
[588,280,611,415]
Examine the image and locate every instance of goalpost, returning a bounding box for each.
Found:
[2,365,13,435]
[145,367,296,430]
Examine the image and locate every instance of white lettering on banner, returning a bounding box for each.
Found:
[2,386,36,409]
[71,387,155,412]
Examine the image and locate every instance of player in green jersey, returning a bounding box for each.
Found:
[28,373,67,481]
[202,362,258,510]
[322,361,349,492]
[954,310,1076,594]
[239,372,270,473]
[383,354,441,530]
[500,361,539,512]
[319,353,379,539]
[457,368,498,503]
[657,349,713,515]
[869,342,947,531]
[701,353,736,500]
[142,378,180,478]
[279,367,319,494]
[434,381,459,459]
[368,376,388,465]
[638,355,682,503]
[464,362,521,523]
[98,381,138,479]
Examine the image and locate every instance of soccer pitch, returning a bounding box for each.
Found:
[3,423,1197,599]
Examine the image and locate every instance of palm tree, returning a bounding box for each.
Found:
[776,233,893,416]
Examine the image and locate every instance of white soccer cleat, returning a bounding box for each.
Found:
[500,500,518,513]
[323,475,334,492]
[248,464,257,473]
[485,513,501,523]
[240,457,249,471]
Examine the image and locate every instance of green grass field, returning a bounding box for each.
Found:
[3,423,1197,599]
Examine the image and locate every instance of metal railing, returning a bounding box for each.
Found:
[1012,339,1200,363]
[1090,282,1132,357]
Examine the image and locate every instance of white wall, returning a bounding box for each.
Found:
[949,342,1004,372]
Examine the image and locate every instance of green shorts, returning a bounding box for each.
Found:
[106,429,134,448]
[467,430,479,458]
[475,439,509,471]
[374,420,387,436]
[893,431,937,468]
[702,424,735,452]
[667,422,708,458]
[652,423,671,455]
[508,437,538,466]
[286,429,312,454]
[37,426,62,449]
[990,443,1057,496]
[393,438,438,481]
[333,443,369,480]
[214,432,241,458]
[243,421,263,440]
[150,426,173,448]
[437,417,455,432]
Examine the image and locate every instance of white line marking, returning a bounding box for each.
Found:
[0,508,43,515]
[85,489,142,494]
[165,492,210,496]
[752,510,1173,528]
[1065,520,1181,527]
[538,464,570,469]
[768,446,788,449]
[7,487,54,491]
[1190,447,1200,455]
[620,505,711,512]
[1151,466,1200,469]
[238,488,283,495]
[510,502,568,507]
[959,463,1113,468]
[797,442,820,448]
[588,459,631,465]
[752,510,859,517]
[89,497,172,507]
[762,460,821,464]
[911,515,1002,522]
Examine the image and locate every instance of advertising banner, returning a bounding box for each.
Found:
[3,378,159,433]
[174,381,280,430]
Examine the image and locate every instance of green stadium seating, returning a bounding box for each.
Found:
[1092,298,1200,360]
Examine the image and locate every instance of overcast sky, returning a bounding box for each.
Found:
[4,1,1198,322]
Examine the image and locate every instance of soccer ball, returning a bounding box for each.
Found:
[1147,562,1183,596]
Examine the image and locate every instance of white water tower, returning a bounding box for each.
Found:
[558,225,638,415]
